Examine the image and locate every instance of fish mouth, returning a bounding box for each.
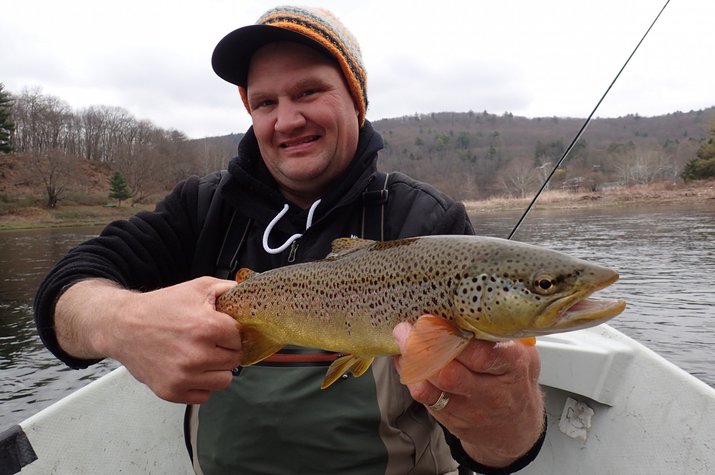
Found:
[536,272,626,333]
[557,297,626,328]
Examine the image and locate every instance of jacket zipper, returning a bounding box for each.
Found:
[287,240,299,263]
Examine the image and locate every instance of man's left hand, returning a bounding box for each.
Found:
[393,318,545,469]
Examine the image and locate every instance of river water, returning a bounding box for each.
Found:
[1,202,714,431]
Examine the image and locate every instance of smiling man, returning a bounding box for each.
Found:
[34,6,545,474]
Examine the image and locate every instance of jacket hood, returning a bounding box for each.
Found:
[223,121,384,233]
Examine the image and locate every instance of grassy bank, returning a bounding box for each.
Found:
[464,180,715,213]
[0,202,155,231]
[1,180,713,231]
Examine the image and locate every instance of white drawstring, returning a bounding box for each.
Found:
[262,199,322,254]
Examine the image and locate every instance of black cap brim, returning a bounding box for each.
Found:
[211,24,333,87]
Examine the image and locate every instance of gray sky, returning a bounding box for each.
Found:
[4,0,714,139]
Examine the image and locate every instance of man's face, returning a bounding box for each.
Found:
[246,42,360,208]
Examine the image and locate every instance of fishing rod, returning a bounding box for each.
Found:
[507,0,671,240]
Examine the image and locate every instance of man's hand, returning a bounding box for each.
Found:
[393,318,544,468]
[56,277,242,404]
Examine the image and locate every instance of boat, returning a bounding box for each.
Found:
[3,324,714,474]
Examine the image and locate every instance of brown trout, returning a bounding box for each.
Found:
[216,235,625,388]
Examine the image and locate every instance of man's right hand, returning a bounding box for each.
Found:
[55,277,242,404]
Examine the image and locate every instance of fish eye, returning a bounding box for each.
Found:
[533,274,557,294]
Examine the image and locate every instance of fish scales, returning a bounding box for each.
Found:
[216,235,626,388]
[222,238,458,354]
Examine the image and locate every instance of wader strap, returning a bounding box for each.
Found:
[198,170,251,280]
[361,172,389,241]
[215,210,252,279]
[197,171,226,230]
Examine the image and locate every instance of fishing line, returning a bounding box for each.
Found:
[507,0,671,240]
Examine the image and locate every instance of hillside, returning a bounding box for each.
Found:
[1,107,713,207]
[372,108,715,199]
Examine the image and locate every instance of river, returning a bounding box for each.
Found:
[1,201,714,431]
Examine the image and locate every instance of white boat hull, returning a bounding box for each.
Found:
[3,366,193,474]
[523,324,715,474]
[3,324,714,474]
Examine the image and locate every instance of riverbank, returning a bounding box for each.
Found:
[464,180,715,213]
[0,203,154,231]
[1,180,713,231]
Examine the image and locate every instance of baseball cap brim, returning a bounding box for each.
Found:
[211,24,333,87]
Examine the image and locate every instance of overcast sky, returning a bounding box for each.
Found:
[4,0,714,139]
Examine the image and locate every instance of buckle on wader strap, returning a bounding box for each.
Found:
[361,172,390,241]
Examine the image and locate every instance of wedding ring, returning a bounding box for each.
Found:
[428,391,450,411]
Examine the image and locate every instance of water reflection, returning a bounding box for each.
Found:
[0,227,118,431]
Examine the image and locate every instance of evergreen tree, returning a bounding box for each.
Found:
[109,171,133,206]
[0,83,15,153]
[681,121,715,181]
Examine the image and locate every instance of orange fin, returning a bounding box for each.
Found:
[518,337,537,346]
[322,354,375,389]
[399,315,472,384]
[235,268,256,284]
[239,326,283,366]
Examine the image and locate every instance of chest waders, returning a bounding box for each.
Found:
[186,172,450,475]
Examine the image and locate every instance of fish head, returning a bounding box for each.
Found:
[453,238,626,340]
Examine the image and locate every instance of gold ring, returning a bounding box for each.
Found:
[429,391,450,411]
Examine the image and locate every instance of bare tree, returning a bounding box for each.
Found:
[27,148,78,207]
[614,146,674,185]
[501,159,539,198]
[115,121,168,203]
[11,88,73,155]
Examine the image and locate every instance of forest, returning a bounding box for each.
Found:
[1,84,714,207]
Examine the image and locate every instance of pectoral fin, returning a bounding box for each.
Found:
[322,354,375,389]
[399,315,472,384]
[239,326,283,366]
[518,337,537,346]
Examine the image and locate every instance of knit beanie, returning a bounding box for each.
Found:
[212,6,368,126]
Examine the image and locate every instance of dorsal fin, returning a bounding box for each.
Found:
[325,237,374,260]
[235,268,257,284]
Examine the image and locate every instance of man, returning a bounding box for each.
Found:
[34,6,545,474]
